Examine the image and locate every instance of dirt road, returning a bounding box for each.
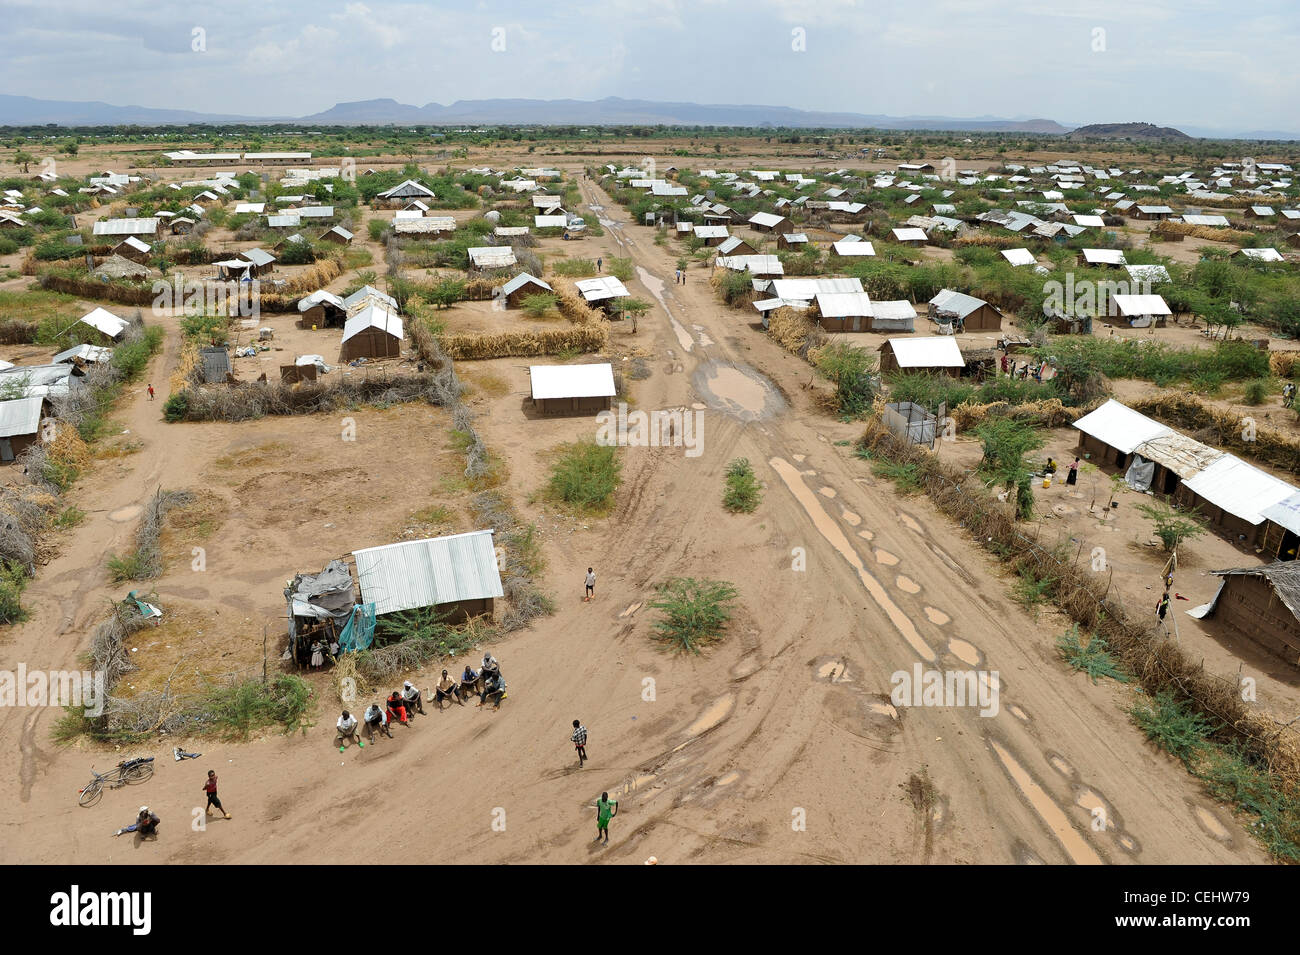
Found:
[0,172,1264,865]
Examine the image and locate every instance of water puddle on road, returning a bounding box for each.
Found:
[819,487,837,499]
[898,513,924,533]
[948,638,981,666]
[693,361,785,421]
[989,738,1103,865]
[770,458,936,663]
[874,549,899,566]
[1194,806,1231,841]
[841,509,861,526]
[857,529,875,541]
[686,694,735,737]
[637,266,694,353]
[108,505,143,523]
[924,607,950,625]
[896,575,921,594]
[715,771,741,786]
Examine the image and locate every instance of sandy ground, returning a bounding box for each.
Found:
[0,160,1273,867]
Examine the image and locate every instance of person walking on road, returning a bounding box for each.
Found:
[147,383,155,401]
[203,770,231,820]
[571,719,588,767]
[584,567,596,602]
[595,792,618,844]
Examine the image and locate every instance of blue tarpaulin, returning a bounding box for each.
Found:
[337,603,376,652]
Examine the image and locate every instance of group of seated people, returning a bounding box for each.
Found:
[334,653,508,747]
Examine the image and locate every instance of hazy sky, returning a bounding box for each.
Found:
[2,0,1297,131]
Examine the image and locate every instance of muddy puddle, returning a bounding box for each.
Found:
[693,361,785,421]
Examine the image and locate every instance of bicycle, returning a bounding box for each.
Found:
[78,756,155,808]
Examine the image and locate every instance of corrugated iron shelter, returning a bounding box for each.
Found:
[928,289,1003,331]
[530,362,616,416]
[79,307,130,340]
[339,306,404,361]
[1072,399,1172,467]
[500,272,553,309]
[0,395,48,462]
[1176,455,1294,548]
[92,218,159,237]
[878,337,964,376]
[200,346,232,384]
[352,530,503,622]
[297,290,347,329]
[575,276,630,304]
[112,236,151,264]
[1204,563,1300,666]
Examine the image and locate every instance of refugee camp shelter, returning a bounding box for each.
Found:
[1109,294,1171,328]
[575,276,630,305]
[352,530,504,623]
[499,272,553,309]
[0,395,48,462]
[284,559,363,666]
[52,343,113,369]
[1174,454,1294,548]
[928,289,1003,332]
[339,305,404,361]
[111,236,151,264]
[468,246,517,271]
[529,362,616,416]
[1203,563,1300,667]
[200,346,232,384]
[878,337,964,376]
[79,307,130,340]
[297,289,347,329]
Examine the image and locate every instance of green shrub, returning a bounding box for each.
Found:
[649,577,738,654]
[1130,690,1217,768]
[1243,379,1270,405]
[163,391,190,422]
[1056,625,1129,683]
[722,458,761,513]
[0,560,29,625]
[521,293,558,317]
[546,441,621,512]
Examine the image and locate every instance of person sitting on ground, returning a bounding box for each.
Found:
[479,671,507,708]
[115,806,160,838]
[402,680,425,716]
[386,691,409,726]
[336,710,362,749]
[1043,457,1057,475]
[481,653,501,682]
[363,703,392,741]
[435,669,462,709]
[460,664,480,694]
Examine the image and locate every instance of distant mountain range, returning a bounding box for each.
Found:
[1,93,1295,140]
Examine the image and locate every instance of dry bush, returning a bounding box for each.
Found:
[176,371,448,422]
[1154,221,1252,243]
[766,306,825,358]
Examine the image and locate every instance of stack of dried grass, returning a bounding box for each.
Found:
[439,324,608,360]
[766,306,824,358]
[1270,352,1300,378]
[548,277,610,328]
[950,396,1089,432]
[1154,221,1252,243]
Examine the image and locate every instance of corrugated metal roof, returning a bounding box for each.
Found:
[341,305,404,344]
[298,290,346,312]
[1113,294,1171,316]
[891,227,928,241]
[529,363,616,400]
[92,218,159,236]
[1261,493,1300,535]
[832,240,875,256]
[930,289,995,319]
[715,254,783,274]
[1072,399,1172,454]
[0,396,45,438]
[353,530,503,616]
[1183,455,1295,526]
[1001,248,1036,266]
[79,307,129,338]
[575,276,630,302]
[771,278,863,300]
[52,343,113,365]
[883,337,964,368]
[501,272,552,296]
[815,292,873,318]
[343,286,396,313]
[200,346,231,384]
[1082,248,1126,265]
